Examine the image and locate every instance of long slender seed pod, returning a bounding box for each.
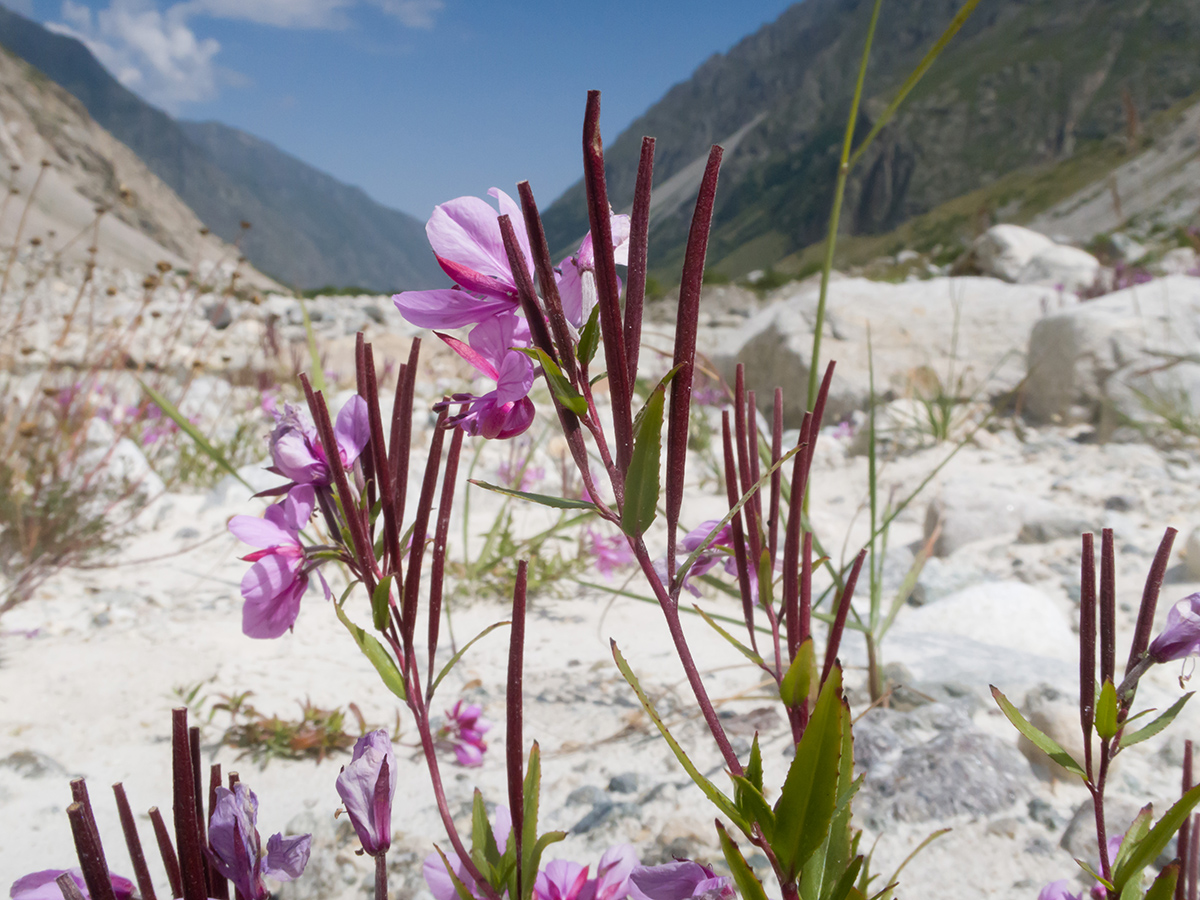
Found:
[733,369,761,566]
[389,339,422,529]
[302,374,378,594]
[800,531,813,648]
[55,873,87,900]
[428,424,464,687]
[113,784,157,900]
[624,137,655,390]
[401,409,448,647]
[188,727,212,899]
[205,765,228,900]
[171,709,207,900]
[665,145,724,573]
[722,413,757,654]
[70,779,106,874]
[507,561,529,900]
[768,388,783,564]
[782,414,813,660]
[68,802,117,900]
[498,215,558,364]
[148,807,182,899]
[582,92,634,474]
[1079,533,1096,779]
[1127,527,1178,674]
[822,549,867,686]
[356,335,378,520]
[1100,528,1116,686]
[1179,741,1193,900]
[747,388,765,563]
[363,343,402,574]
[517,182,576,384]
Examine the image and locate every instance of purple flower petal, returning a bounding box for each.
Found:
[494,352,535,404]
[228,513,293,550]
[628,861,732,900]
[241,559,307,639]
[393,288,516,330]
[1149,593,1200,662]
[535,861,589,900]
[9,870,134,900]
[336,730,396,856]
[334,395,371,468]
[427,194,518,289]
[1038,880,1082,900]
[263,832,312,882]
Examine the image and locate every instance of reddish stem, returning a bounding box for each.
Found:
[1126,527,1178,675]
[821,549,866,686]
[1080,533,1097,781]
[721,412,758,656]
[67,802,117,900]
[507,561,528,900]
[401,408,447,646]
[172,709,207,900]
[148,807,182,899]
[624,137,655,390]
[516,182,576,384]
[427,425,464,690]
[113,783,157,900]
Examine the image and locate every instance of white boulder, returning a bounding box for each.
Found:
[970,224,1055,281]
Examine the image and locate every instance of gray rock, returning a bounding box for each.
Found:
[910,555,986,605]
[856,704,1032,825]
[0,749,68,779]
[1187,527,1200,580]
[1024,275,1200,426]
[204,300,233,330]
[1060,796,1147,868]
[969,225,1056,282]
[566,785,606,807]
[1017,245,1102,292]
[1018,509,1096,544]
[607,772,640,794]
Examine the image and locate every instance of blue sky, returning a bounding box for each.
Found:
[7,0,798,221]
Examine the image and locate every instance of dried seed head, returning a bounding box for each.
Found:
[142,275,159,290]
[251,293,262,305]
[150,309,162,318]
[191,359,204,370]
[39,158,50,167]
[9,187,18,195]
[156,260,172,273]
[199,227,210,236]
[29,236,40,246]
[105,286,117,296]
[19,346,34,355]
[17,421,36,437]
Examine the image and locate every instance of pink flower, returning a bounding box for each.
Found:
[581,846,638,900]
[435,315,535,440]
[393,188,534,330]
[654,520,735,597]
[9,869,134,900]
[437,700,491,767]
[628,860,732,900]
[208,783,310,900]
[535,862,589,900]
[336,729,396,857]
[268,397,370,488]
[556,216,630,327]
[228,485,315,639]
[1149,592,1200,662]
[1038,881,1082,900]
[586,528,634,579]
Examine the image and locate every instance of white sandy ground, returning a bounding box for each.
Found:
[3,398,1200,900]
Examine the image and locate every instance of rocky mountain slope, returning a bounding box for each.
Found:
[0,5,442,293]
[0,41,271,282]
[542,0,1200,280]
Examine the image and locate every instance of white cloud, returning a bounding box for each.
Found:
[45,0,443,111]
[368,0,442,29]
[48,0,220,110]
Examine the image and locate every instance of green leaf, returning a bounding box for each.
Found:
[990,686,1085,778]
[333,598,406,701]
[621,382,664,537]
[780,638,816,711]
[692,604,763,667]
[611,641,747,832]
[1095,678,1119,741]
[1075,858,1113,891]
[717,822,769,900]
[1120,693,1195,749]
[577,305,601,365]
[1113,804,1152,873]
[298,297,326,393]
[139,380,251,488]
[746,733,764,795]
[432,845,478,900]
[1144,864,1180,900]
[1113,783,1200,892]
[428,621,511,702]
[472,789,502,873]
[521,742,546,900]
[818,698,860,900]
[519,347,587,415]
[828,857,865,900]
[631,365,684,434]
[469,480,597,510]
[773,666,845,879]
[371,575,393,632]
[729,775,776,843]
[757,549,775,613]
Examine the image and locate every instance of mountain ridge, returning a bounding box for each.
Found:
[0,5,442,292]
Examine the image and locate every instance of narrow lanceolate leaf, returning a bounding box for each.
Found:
[371,575,393,632]
[1142,863,1179,900]
[611,641,748,832]
[773,666,845,879]
[621,383,665,537]
[745,734,764,795]
[577,305,601,366]
[1113,805,1153,874]
[717,822,769,900]
[139,381,251,488]
[1120,693,1195,749]
[693,604,764,667]
[729,775,775,843]
[780,638,816,711]
[1112,783,1200,891]
[990,686,1085,778]
[518,348,587,415]
[333,599,406,701]
[433,845,479,900]
[1094,678,1119,741]
[469,480,597,510]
